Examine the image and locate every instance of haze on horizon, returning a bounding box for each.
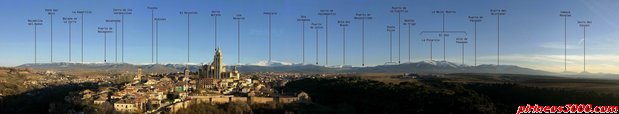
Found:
[1,0,619,74]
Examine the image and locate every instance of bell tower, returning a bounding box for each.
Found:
[134,67,143,81]
[183,65,190,81]
[211,48,226,79]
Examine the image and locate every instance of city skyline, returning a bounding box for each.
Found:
[2,0,619,74]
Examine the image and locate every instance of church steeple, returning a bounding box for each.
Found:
[183,65,190,81]
[212,48,225,79]
[215,48,222,57]
[134,66,143,81]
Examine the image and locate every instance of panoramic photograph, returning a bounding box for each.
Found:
[0,0,618,114]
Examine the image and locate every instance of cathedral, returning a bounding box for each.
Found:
[198,48,240,80]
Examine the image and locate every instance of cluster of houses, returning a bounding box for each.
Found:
[66,48,310,113]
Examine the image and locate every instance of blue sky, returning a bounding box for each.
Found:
[1,0,619,73]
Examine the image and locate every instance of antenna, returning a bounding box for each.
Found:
[72,10,91,63]
[354,13,372,66]
[319,9,335,66]
[264,11,277,64]
[45,9,57,63]
[560,11,571,72]
[181,11,198,64]
[154,17,166,64]
[391,6,408,64]
[211,10,221,48]
[432,10,456,61]
[403,19,416,63]
[297,16,310,65]
[97,27,113,63]
[491,9,506,70]
[147,7,157,63]
[233,14,245,66]
[422,38,440,61]
[456,37,468,65]
[578,20,591,73]
[338,20,350,66]
[310,22,323,65]
[468,16,482,66]
[28,19,43,65]
[63,17,77,62]
[386,25,396,65]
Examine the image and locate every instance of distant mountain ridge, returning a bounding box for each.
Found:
[17,60,553,75]
[354,60,552,75]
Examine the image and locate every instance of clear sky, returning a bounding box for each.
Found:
[1,0,618,73]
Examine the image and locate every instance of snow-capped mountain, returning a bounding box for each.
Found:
[17,60,554,75]
[415,60,466,68]
[249,60,295,67]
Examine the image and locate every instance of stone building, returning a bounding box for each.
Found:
[198,48,240,80]
[114,98,147,113]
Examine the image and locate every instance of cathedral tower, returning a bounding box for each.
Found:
[211,48,225,79]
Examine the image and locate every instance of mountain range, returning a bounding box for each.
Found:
[16,60,551,75]
[21,60,619,80]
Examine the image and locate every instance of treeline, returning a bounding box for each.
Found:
[179,77,497,113]
[176,101,251,114]
[0,82,98,114]
[176,100,335,114]
[282,77,619,113]
[283,77,496,113]
[96,76,619,114]
[464,83,619,114]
